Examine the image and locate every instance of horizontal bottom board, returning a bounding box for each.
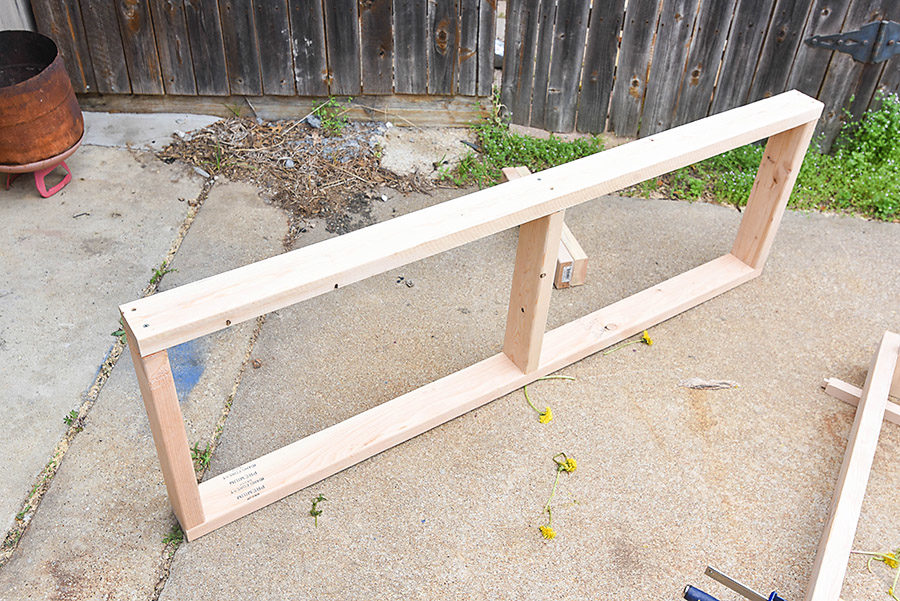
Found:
[187,253,757,539]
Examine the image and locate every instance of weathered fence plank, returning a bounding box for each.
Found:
[31,0,96,93]
[288,0,328,96]
[184,0,229,96]
[115,0,164,95]
[543,0,591,132]
[749,0,812,102]
[673,0,736,127]
[608,0,662,137]
[642,0,703,135]
[477,0,497,96]
[360,0,394,94]
[80,1,131,93]
[150,0,197,95]
[324,0,361,95]
[710,0,777,114]
[529,0,557,129]
[220,0,262,95]
[429,0,460,94]
[787,0,854,98]
[501,0,543,123]
[458,0,481,95]
[817,0,900,147]
[576,0,626,133]
[393,0,428,94]
[255,0,295,95]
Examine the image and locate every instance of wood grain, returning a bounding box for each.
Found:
[576,0,626,133]
[429,0,460,94]
[323,0,361,95]
[115,0,164,94]
[31,0,97,93]
[457,0,480,96]
[500,0,543,125]
[805,331,899,601]
[183,0,229,95]
[543,0,591,132]
[219,0,262,95]
[786,0,854,98]
[254,0,295,95]
[608,0,662,137]
[748,0,813,102]
[360,0,394,94]
[288,0,328,96]
[393,0,427,94]
[476,0,497,96]
[528,0,557,129]
[80,1,131,93]
[150,0,198,95]
[642,0,703,135]
[121,91,823,357]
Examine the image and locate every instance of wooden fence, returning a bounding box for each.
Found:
[501,0,900,149]
[28,0,496,100]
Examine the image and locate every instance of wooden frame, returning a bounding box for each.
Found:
[120,91,822,540]
[805,331,900,601]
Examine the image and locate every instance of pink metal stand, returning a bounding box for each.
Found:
[0,133,82,198]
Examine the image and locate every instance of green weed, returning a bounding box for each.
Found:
[313,97,353,136]
[309,494,326,527]
[190,442,212,474]
[447,87,604,187]
[150,262,177,286]
[63,410,79,426]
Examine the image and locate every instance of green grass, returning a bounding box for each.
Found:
[444,89,604,187]
[450,89,899,222]
[630,92,900,221]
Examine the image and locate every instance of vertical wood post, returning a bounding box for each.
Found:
[124,321,204,530]
[732,120,816,270]
[503,210,565,372]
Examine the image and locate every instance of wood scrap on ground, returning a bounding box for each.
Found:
[679,378,739,390]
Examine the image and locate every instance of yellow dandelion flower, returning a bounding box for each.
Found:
[885,554,899,569]
[539,407,553,424]
[562,457,577,472]
[540,525,556,540]
[642,330,654,346]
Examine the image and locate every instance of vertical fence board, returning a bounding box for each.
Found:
[393,0,427,93]
[81,1,132,93]
[220,0,262,94]
[529,0,557,129]
[642,0,703,135]
[429,0,460,94]
[476,0,497,96]
[30,0,97,93]
[458,0,480,95]
[608,0,662,137]
[576,0,625,133]
[184,0,229,95]
[543,0,590,132]
[150,0,197,95]
[710,0,776,114]
[787,0,854,98]
[255,0,294,95]
[870,56,900,110]
[817,0,900,148]
[673,0,736,127]
[748,0,812,102]
[115,0,165,94]
[501,0,544,125]
[360,0,394,94]
[288,0,328,96]
[323,0,361,95]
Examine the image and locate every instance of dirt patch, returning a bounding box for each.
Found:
[158,117,433,246]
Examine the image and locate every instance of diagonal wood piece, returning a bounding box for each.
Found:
[822,377,900,426]
[806,331,900,601]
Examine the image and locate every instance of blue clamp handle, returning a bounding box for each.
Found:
[684,585,719,601]
[768,593,786,601]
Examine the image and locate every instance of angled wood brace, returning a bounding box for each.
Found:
[806,331,900,601]
[120,91,823,540]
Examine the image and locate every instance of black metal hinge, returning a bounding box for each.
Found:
[805,20,900,64]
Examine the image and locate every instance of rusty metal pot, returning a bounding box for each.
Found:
[0,30,83,166]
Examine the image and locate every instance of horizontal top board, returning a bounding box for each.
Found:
[121,91,823,356]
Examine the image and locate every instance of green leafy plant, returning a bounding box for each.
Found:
[150,262,177,286]
[313,97,353,136]
[63,410,79,426]
[190,442,212,473]
[446,87,604,187]
[112,317,127,344]
[309,494,326,527]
